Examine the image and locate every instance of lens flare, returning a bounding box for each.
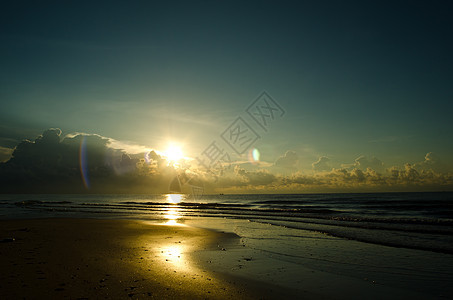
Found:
[248,148,260,164]
[79,136,90,189]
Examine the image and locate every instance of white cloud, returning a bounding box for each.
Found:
[65,132,151,154]
[416,152,447,173]
[274,150,298,168]
[312,156,331,171]
[353,155,384,171]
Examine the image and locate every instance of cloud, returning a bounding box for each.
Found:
[212,153,453,192]
[0,128,177,193]
[0,146,13,162]
[214,157,451,193]
[312,156,331,171]
[341,156,384,172]
[106,139,151,155]
[274,150,298,169]
[234,165,276,186]
[208,166,277,193]
[1,128,452,193]
[353,155,384,171]
[424,152,437,164]
[65,132,150,154]
[0,129,112,192]
[384,163,453,188]
[415,152,448,173]
[277,165,453,192]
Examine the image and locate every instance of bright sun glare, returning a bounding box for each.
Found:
[164,145,183,161]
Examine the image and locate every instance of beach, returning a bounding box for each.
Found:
[2,0,453,298]
[0,218,302,299]
[2,216,451,299]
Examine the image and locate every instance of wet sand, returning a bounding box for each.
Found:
[1,218,447,299]
[0,218,300,299]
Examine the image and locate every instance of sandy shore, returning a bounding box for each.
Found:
[0,218,301,299]
[2,218,449,299]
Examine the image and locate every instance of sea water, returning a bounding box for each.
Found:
[1,192,452,253]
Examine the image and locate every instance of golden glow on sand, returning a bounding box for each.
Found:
[159,244,186,270]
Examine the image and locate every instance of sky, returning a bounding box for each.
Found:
[1,1,452,193]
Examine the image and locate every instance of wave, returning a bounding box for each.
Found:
[14,200,73,206]
[3,192,453,254]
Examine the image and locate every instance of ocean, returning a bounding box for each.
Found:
[1,192,452,253]
[1,192,453,297]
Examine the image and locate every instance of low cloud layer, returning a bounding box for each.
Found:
[0,128,452,193]
[280,165,453,193]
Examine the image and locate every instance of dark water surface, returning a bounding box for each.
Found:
[1,192,452,254]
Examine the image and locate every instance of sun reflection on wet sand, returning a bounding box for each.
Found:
[163,206,181,225]
[160,245,186,269]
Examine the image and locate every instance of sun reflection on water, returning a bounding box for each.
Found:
[163,194,185,225]
[166,193,184,204]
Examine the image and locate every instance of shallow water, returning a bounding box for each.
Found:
[185,217,453,299]
[1,192,452,253]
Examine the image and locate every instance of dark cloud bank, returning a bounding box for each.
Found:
[0,129,177,193]
[0,129,452,194]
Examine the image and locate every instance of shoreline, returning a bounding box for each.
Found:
[1,217,452,299]
[0,218,301,299]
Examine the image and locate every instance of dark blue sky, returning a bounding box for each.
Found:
[1,0,452,171]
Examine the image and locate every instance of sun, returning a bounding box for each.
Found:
[164,144,183,162]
